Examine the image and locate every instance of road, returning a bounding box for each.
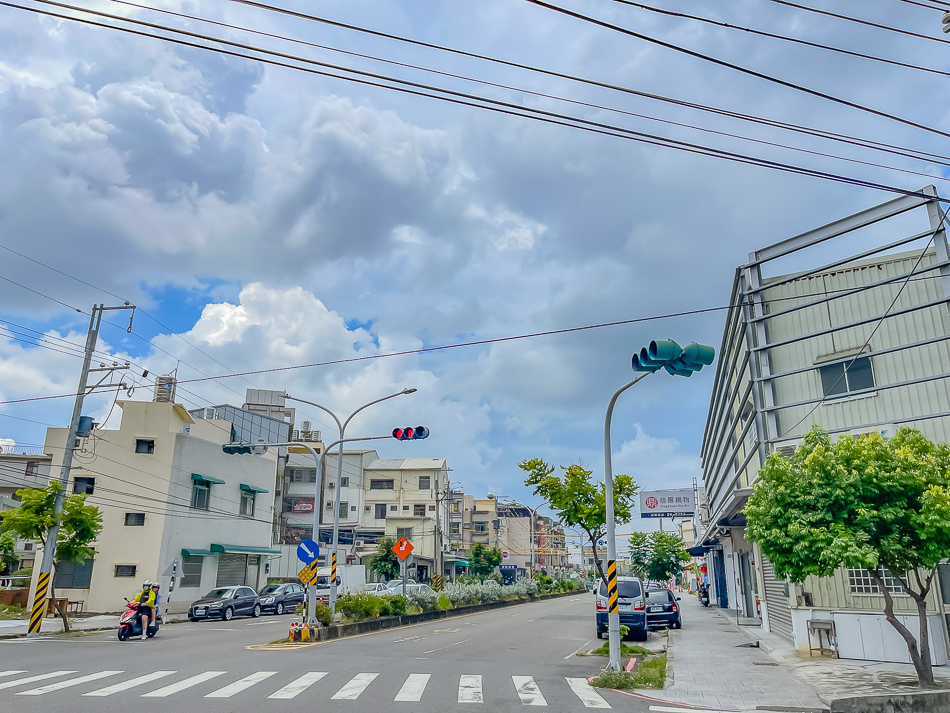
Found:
[0,594,665,712]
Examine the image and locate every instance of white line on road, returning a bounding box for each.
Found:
[17,670,123,696]
[566,677,611,709]
[330,672,379,700]
[247,620,280,625]
[512,676,547,706]
[394,673,430,702]
[268,672,328,699]
[208,627,236,631]
[458,674,483,703]
[423,638,469,654]
[0,672,75,691]
[564,639,593,659]
[84,671,177,696]
[649,707,740,713]
[0,671,26,678]
[142,671,227,697]
[206,671,278,697]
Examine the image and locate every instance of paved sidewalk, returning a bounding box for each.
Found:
[0,612,188,637]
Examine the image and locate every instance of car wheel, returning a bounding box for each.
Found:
[252,603,262,618]
[672,618,682,629]
[189,617,198,622]
[632,628,648,642]
[223,607,234,621]
[275,602,284,615]
[596,629,603,639]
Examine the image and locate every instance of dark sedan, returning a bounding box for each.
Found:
[645,588,682,629]
[257,582,306,615]
[188,586,262,621]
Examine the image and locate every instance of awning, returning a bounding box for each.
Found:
[240,483,269,494]
[181,548,214,557]
[454,559,469,568]
[210,544,282,555]
[192,473,225,485]
[686,545,710,557]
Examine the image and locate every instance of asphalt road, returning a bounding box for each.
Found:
[0,594,664,712]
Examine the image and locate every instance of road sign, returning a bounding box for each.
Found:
[392,537,414,561]
[298,560,320,586]
[161,559,178,577]
[297,539,320,564]
[501,550,509,560]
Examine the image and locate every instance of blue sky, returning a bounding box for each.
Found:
[0,0,947,533]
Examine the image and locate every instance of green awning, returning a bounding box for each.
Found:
[210,544,282,555]
[192,473,225,485]
[454,560,470,567]
[181,548,214,557]
[240,483,269,494]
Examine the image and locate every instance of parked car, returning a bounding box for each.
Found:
[188,586,262,621]
[257,583,306,615]
[384,578,417,591]
[595,576,647,641]
[364,582,390,595]
[385,582,435,596]
[645,588,682,629]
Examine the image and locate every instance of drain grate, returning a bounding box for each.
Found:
[752,661,779,666]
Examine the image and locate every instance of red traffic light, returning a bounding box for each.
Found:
[392,426,429,440]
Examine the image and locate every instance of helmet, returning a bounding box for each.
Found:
[151,582,161,589]
[142,580,153,588]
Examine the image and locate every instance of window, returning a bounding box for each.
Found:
[114,564,137,578]
[428,505,435,511]
[73,477,95,495]
[451,501,461,513]
[339,501,349,519]
[351,505,357,511]
[403,505,410,511]
[124,513,145,526]
[240,490,256,517]
[418,475,430,490]
[396,527,414,540]
[819,356,875,397]
[54,558,93,588]
[371,480,394,490]
[375,504,386,520]
[474,521,488,533]
[390,505,398,511]
[181,555,204,588]
[847,568,905,595]
[340,476,349,487]
[414,504,426,517]
[135,438,155,454]
[191,479,211,510]
[450,522,460,535]
[25,461,37,477]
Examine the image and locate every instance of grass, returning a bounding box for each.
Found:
[589,653,668,690]
[589,642,650,657]
[0,604,27,620]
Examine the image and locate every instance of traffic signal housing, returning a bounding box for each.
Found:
[943,10,950,33]
[392,426,430,440]
[222,442,268,455]
[631,339,715,377]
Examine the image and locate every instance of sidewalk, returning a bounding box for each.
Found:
[0,612,189,638]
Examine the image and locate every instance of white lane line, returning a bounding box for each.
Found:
[17,670,123,695]
[564,639,593,659]
[649,708,739,713]
[268,672,328,700]
[458,674,483,703]
[0,671,26,678]
[0,672,75,691]
[247,621,279,626]
[394,673,430,702]
[330,672,379,700]
[205,671,278,698]
[566,678,611,709]
[142,671,227,697]
[513,676,547,706]
[84,671,177,696]
[423,638,469,654]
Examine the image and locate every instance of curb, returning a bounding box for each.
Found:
[0,615,190,640]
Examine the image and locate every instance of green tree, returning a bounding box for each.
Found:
[520,458,638,588]
[469,544,502,578]
[744,427,950,688]
[368,537,401,581]
[0,482,102,631]
[0,531,18,575]
[628,531,689,583]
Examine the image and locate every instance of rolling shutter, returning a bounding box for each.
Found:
[761,555,793,643]
[215,554,248,587]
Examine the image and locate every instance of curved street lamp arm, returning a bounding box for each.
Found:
[282,394,343,434]
[342,387,417,432]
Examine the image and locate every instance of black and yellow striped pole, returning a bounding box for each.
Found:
[331,553,337,589]
[28,571,50,635]
[606,560,618,614]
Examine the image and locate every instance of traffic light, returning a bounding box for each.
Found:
[943,10,950,33]
[631,339,715,377]
[222,442,268,455]
[392,426,430,440]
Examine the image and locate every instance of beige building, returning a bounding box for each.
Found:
[0,446,52,573]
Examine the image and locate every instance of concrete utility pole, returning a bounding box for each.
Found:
[28,303,135,637]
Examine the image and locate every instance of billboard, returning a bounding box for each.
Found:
[292,500,315,513]
[639,488,695,518]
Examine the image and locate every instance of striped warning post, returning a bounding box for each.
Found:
[331,553,337,585]
[29,571,50,634]
[606,560,618,614]
[432,574,443,591]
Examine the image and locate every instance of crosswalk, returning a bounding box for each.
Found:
[0,669,613,707]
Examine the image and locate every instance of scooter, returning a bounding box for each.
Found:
[117,598,160,641]
[699,586,710,607]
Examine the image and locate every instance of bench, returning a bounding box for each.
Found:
[45,597,69,616]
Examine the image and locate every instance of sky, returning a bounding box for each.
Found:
[0,0,947,536]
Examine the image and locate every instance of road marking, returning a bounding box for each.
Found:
[142,671,227,697]
[649,708,739,713]
[0,672,75,691]
[208,627,236,631]
[458,674,483,703]
[564,639,593,659]
[394,673,430,701]
[512,676,547,706]
[566,677,611,708]
[433,627,460,633]
[423,638,469,654]
[268,671,328,699]
[17,670,123,695]
[206,671,278,697]
[84,671,177,696]
[0,671,26,678]
[247,621,279,626]
[330,672,379,700]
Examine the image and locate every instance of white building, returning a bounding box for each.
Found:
[0,446,52,572]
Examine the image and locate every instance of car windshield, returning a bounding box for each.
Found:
[599,580,642,598]
[258,585,281,595]
[648,590,672,601]
[203,588,234,599]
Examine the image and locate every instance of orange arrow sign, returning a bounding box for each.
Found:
[392,536,414,561]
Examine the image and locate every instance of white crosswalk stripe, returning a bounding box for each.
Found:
[205,671,277,698]
[565,677,611,709]
[458,674,483,703]
[513,676,547,706]
[330,672,379,700]
[649,707,738,713]
[0,672,75,691]
[394,673,430,702]
[141,671,227,697]
[84,671,177,697]
[268,672,328,700]
[0,672,26,679]
[17,671,123,696]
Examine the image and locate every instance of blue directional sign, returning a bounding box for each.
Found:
[297,539,320,564]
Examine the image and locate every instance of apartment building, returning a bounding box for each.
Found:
[0,446,52,572]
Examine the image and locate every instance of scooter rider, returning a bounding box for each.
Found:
[131,580,156,640]
[150,582,162,624]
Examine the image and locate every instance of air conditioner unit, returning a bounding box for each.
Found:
[772,437,803,460]
[325,502,333,508]
[355,540,365,548]
[328,482,335,488]
[364,506,371,511]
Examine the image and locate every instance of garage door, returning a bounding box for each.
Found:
[215,554,248,587]
[761,555,793,643]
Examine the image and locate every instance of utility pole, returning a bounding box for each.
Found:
[28,303,134,637]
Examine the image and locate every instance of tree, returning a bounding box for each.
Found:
[628,531,689,583]
[469,544,502,578]
[0,482,102,631]
[744,426,950,688]
[368,537,401,582]
[0,531,18,575]
[520,458,638,588]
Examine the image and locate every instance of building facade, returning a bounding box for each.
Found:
[0,446,52,573]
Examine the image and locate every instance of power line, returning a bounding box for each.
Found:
[521,0,950,139]
[769,0,950,44]
[896,0,950,9]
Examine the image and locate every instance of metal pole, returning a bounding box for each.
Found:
[434,475,442,582]
[603,373,650,670]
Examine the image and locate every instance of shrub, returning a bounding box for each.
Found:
[335,592,382,621]
[436,594,452,611]
[378,595,407,616]
[407,587,439,612]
